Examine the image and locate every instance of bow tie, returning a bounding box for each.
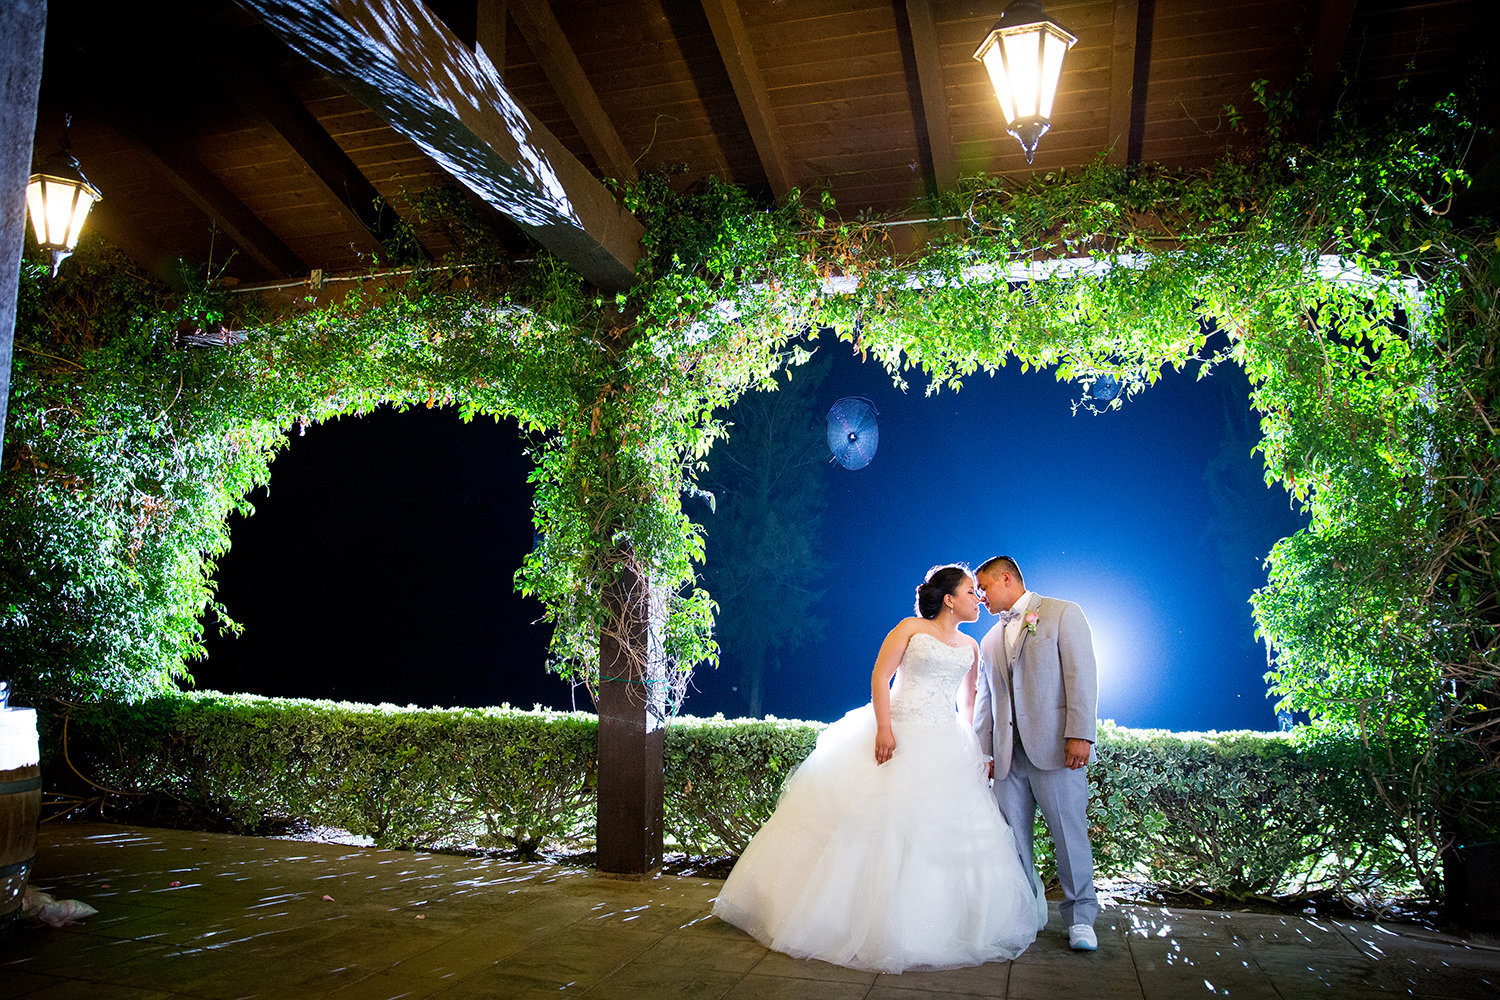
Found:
[998,608,1024,624]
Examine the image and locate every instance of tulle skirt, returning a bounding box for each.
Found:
[712,704,1037,973]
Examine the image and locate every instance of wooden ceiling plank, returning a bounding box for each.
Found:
[509,0,638,184]
[237,0,642,291]
[114,110,306,276]
[902,0,957,192]
[207,39,414,260]
[699,0,798,197]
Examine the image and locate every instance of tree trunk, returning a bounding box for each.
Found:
[744,642,766,718]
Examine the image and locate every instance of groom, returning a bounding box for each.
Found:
[973,555,1100,951]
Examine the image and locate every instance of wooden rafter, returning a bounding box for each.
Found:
[698,0,796,198]
[476,0,506,75]
[1108,0,1142,166]
[510,0,637,185]
[1303,0,1358,134]
[237,0,643,290]
[904,0,957,193]
[113,108,306,276]
[205,36,419,261]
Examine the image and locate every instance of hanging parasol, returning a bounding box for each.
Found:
[826,396,879,470]
[1087,375,1121,402]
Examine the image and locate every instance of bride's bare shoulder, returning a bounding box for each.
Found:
[883,617,928,644]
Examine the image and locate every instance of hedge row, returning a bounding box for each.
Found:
[49,692,1418,900]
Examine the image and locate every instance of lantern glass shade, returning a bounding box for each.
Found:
[973,3,1077,162]
[26,154,102,272]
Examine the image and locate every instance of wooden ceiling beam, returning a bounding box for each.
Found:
[699,0,796,198]
[904,0,957,193]
[236,0,643,291]
[205,36,418,261]
[112,108,307,276]
[509,0,637,185]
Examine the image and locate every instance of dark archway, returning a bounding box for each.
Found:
[193,405,571,712]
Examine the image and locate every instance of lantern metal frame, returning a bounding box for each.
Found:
[27,116,102,276]
[973,0,1078,164]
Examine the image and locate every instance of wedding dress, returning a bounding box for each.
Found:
[712,632,1038,973]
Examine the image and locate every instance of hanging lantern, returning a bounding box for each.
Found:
[27,115,102,276]
[973,1,1077,164]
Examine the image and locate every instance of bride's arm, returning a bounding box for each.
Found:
[871,620,915,764]
[959,644,979,725]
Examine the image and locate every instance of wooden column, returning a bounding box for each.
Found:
[0,0,47,448]
[595,553,665,875]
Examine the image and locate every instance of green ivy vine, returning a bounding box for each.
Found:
[3,76,1495,897]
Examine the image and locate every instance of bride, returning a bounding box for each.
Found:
[712,564,1038,973]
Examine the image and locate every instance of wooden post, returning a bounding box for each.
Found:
[0,0,47,448]
[595,552,665,876]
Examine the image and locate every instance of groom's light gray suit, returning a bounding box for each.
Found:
[974,593,1099,928]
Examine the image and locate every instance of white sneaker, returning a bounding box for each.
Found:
[1068,923,1098,951]
[1032,869,1048,930]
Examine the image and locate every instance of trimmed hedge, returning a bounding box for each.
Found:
[49,693,1421,900]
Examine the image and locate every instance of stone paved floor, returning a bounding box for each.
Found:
[2,823,1498,999]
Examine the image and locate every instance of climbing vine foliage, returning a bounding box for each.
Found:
[2,85,1496,891]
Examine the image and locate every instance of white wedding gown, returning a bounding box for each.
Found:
[712,632,1038,973]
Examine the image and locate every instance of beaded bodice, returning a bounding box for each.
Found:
[888,632,973,728]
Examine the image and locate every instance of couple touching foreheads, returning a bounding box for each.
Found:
[713,557,1100,974]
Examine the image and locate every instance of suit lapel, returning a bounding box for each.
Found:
[1013,594,1042,664]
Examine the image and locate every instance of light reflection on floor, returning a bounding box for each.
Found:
[4,823,1497,999]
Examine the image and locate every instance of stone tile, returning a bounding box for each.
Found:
[637,927,769,973]
[579,900,712,935]
[1248,948,1400,996]
[1232,914,1368,961]
[484,926,663,988]
[582,960,743,999]
[1,930,164,978]
[873,960,1009,996]
[22,825,1500,1000]
[866,988,997,1000]
[14,983,174,1000]
[387,927,528,979]
[677,913,760,939]
[97,944,361,998]
[0,968,61,998]
[747,949,878,984]
[279,920,452,969]
[1118,905,1241,944]
[325,968,455,1000]
[1008,949,1143,1000]
[1132,950,1282,1000]
[424,964,597,998]
[721,974,872,1000]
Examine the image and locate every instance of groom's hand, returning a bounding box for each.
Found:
[1064,738,1092,769]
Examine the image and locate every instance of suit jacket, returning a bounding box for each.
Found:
[974,594,1099,778]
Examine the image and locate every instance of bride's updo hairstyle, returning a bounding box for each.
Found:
[914,564,972,619]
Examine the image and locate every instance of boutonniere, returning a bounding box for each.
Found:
[1023,611,1039,635]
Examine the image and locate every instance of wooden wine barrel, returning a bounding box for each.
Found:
[1,709,41,921]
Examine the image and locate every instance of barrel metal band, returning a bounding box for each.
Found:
[0,776,42,795]
[0,857,34,879]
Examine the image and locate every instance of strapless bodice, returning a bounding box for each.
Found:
[889,632,973,728]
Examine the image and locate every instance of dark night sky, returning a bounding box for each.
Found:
[195,342,1305,731]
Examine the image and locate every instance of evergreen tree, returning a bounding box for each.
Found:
[700,358,830,716]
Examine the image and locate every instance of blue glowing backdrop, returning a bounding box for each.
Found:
[197,345,1304,731]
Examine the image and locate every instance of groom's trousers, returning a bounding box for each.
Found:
[994,738,1098,928]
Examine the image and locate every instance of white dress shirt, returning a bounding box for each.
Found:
[1003,590,1036,661]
